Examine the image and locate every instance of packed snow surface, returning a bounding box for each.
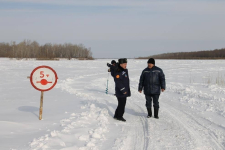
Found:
[0,58,225,150]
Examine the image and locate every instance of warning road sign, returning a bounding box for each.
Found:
[30,66,58,91]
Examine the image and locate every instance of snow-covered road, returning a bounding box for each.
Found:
[0,59,225,150]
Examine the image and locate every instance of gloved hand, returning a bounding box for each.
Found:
[108,69,111,72]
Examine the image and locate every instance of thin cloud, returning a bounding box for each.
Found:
[1,0,225,15]
[0,9,47,13]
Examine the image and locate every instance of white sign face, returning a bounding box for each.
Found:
[30,66,58,91]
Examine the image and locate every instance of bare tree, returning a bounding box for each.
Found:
[0,40,93,59]
[138,48,225,59]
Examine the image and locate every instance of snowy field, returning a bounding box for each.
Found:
[1,58,225,150]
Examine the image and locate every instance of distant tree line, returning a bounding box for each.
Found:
[0,40,93,59]
[138,48,225,59]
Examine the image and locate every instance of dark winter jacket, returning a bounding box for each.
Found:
[107,63,118,77]
[138,66,166,95]
[114,65,131,98]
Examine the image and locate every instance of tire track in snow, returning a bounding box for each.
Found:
[162,83,225,150]
[129,90,194,150]
[127,99,149,150]
[162,101,225,150]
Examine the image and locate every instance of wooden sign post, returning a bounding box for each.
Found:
[39,91,44,120]
[29,66,58,120]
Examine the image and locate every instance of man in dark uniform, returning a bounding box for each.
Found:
[114,58,131,122]
[138,58,166,119]
[107,60,117,77]
[107,60,118,95]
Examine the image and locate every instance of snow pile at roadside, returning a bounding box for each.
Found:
[29,103,109,150]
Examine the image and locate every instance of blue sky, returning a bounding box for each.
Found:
[0,0,225,58]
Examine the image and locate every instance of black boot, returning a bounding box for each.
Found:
[154,108,159,119]
[117,117,126,122]
[147,108,152,118]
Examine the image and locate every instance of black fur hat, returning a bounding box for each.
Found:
[118,58,127,64]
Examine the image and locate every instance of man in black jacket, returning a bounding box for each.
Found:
[114,58,131,122]
[107,60,118,95]
[107,60,117,77]
[138,58,166,119]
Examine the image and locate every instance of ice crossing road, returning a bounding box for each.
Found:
[0,59,225,150]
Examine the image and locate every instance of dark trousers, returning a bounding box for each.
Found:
[145,95,159,108]
[115,97,127,118]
